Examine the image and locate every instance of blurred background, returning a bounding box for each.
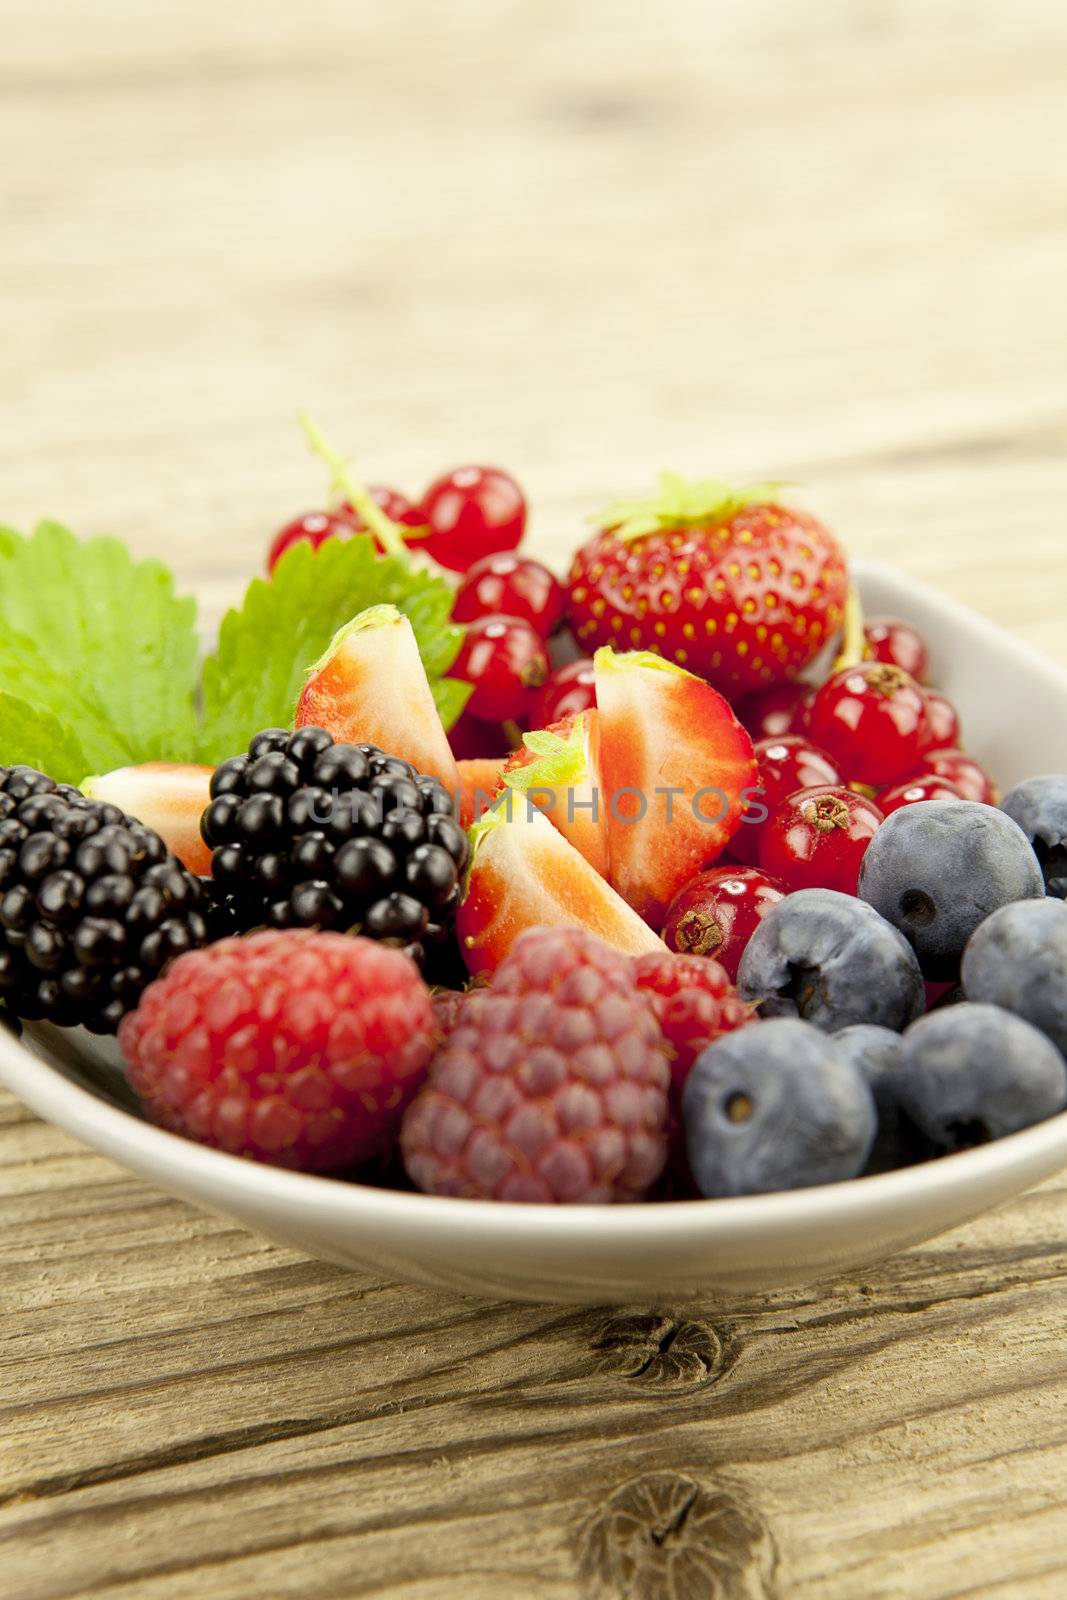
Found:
[2,0,1066,647]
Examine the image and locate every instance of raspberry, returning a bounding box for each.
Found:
[400,927,670,1202]
[119,930,435,1172]
[631,948,754,1198]
[431,987,469,1040]
[631,948,753,1104]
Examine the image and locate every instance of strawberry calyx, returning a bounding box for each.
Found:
[464,799,507,876]
[503,714,590,795]
[594,644,692,682]
[299,411,427,561]
[595,470,786,543]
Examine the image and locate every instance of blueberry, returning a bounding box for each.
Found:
[858,800,1044,980]
[961,897,1067,1056]
[833,1023,932,1172]
[894,1003,1067,1150]
[682,1019,876,1196]
[737,888,924,1033]
[1000,775,1067,898]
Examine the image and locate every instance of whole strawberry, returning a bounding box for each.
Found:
[567,474,849,697]
[119,930,435,1172]
[400,926,670,1202]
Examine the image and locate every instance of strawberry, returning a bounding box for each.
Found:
[456,755,507,828]
[81,762,214,876]
[593,647,757,927]
[499,712,610,876]
[567,473,849,697]
[456,802,662,977]
[295,604,460,793]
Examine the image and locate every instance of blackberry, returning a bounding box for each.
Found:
[0,765,210,1033]
[201,728,470,971]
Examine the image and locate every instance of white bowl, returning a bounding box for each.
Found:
[2,560,1066,1305]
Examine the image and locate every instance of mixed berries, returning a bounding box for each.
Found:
[5,434,1067,1210]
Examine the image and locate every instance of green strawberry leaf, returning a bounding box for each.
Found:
[197,535,469,764]
[596,471,786,542]
[0,691,91,785]
[0,522,200,769]
[0,516,470,782]
[432,675,473,729]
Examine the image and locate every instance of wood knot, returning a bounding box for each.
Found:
[576,1470,777,1600]
[593,1314,725,1389]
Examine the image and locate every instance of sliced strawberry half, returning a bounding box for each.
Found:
[593,647,757,927]
[456,801,663,977]
[81,762,214,877]
[295,604,460,792]
[456,755,507,828]
[500,712,610,877]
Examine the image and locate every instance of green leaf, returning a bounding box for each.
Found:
[0,522,200,768]
[0,692,91,785]
[433,676,473,728]
[197,535,468,764]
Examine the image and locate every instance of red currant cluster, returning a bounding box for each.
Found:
[662,616,997,971]
[269,456,595,755]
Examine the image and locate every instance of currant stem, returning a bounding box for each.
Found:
[831,584,866,672]
[298,410,411,561]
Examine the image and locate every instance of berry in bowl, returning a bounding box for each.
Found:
[2,438,1067,1303]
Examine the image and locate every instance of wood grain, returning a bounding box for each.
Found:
[3,1,1067,1595]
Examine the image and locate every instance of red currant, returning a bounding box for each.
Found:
[922,689,961,752]
[419,466,526,573]
[916,748,999,804]
[662,865,787,982]
[806,662,929,786]
[759,784,884,895]
[452,552,565,638]
[877,773,966,816]
[448,710,513,761]
[736,682,813,741]
[864,616,929,680]
[924,981,960,1012]
[340,486,412,524]
[730,735,842,867]
[529,658,596,727]
[267,509,358,573]
[451,614,549,724]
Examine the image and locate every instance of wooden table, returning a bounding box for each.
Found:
[4,4,1067,1595]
